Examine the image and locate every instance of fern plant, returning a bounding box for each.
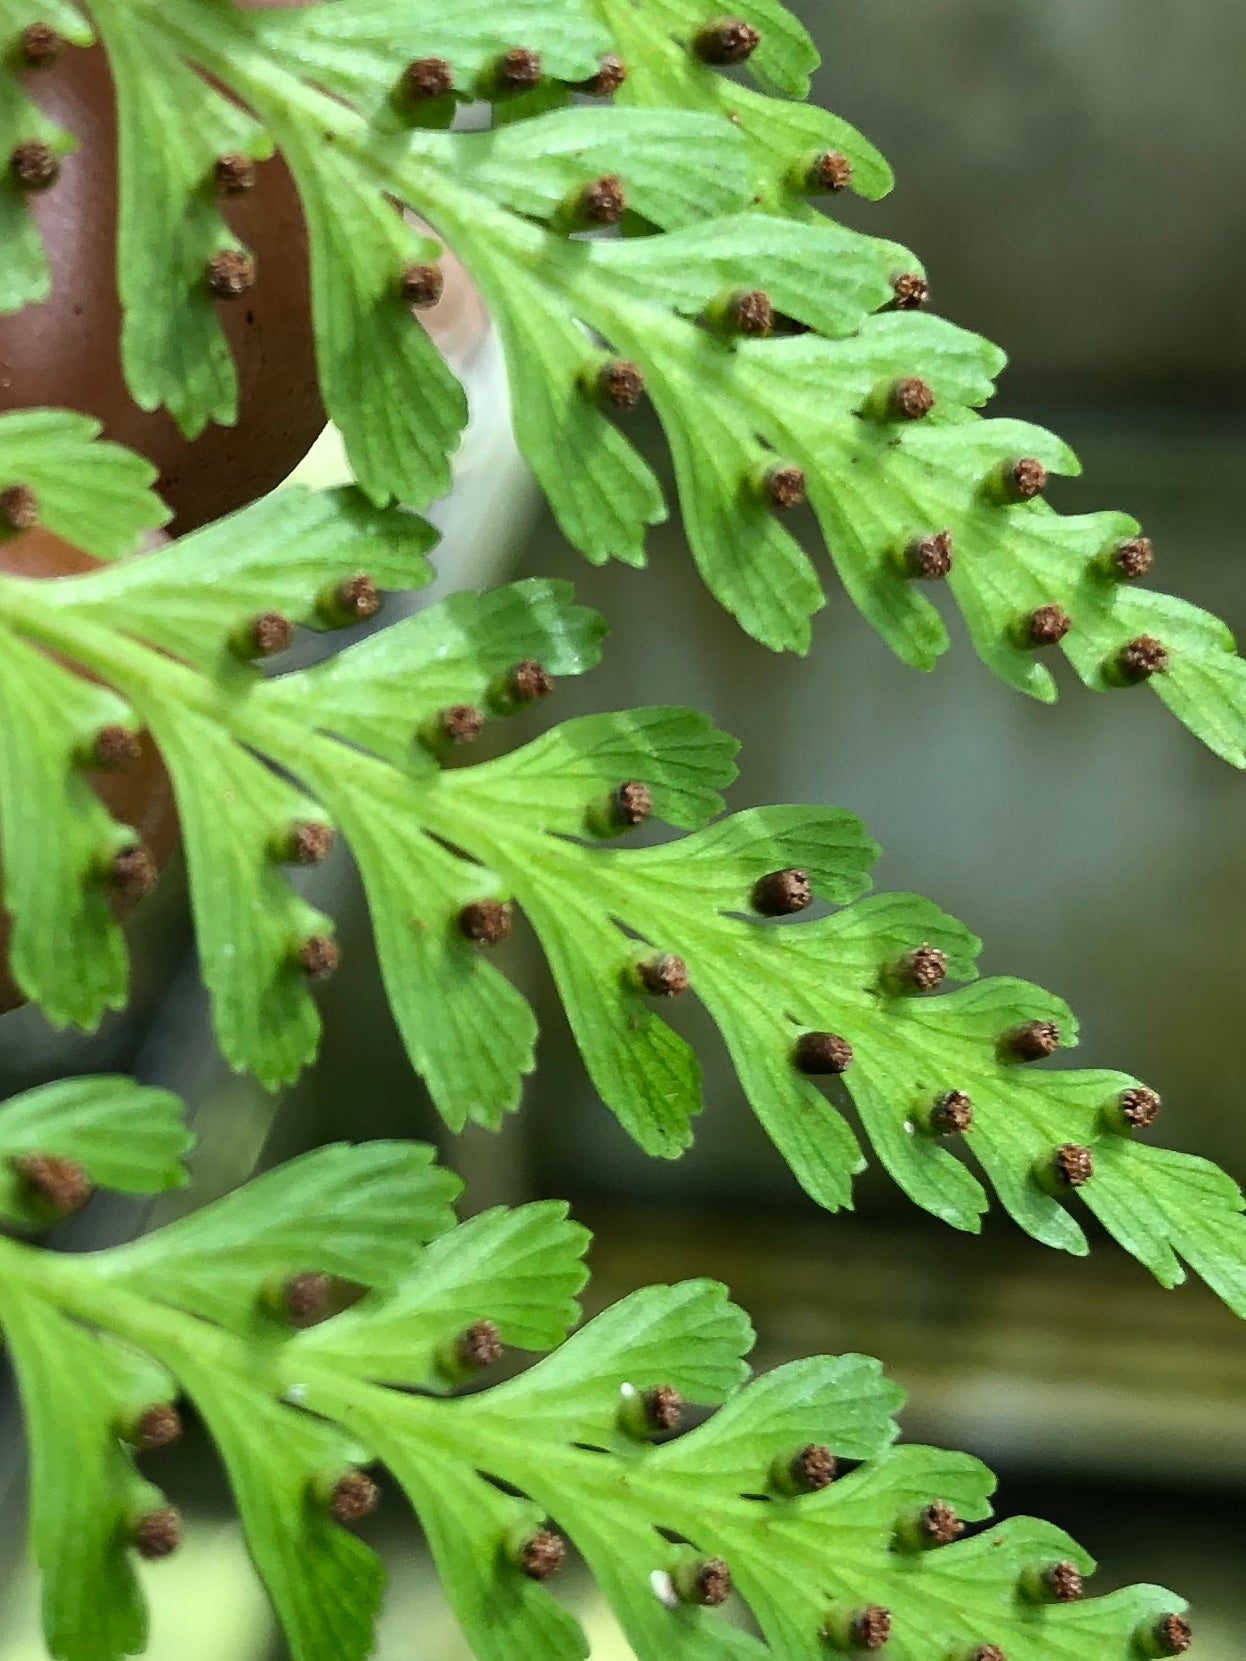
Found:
[0,0,1234,1656]
[0,1078,1196,1661]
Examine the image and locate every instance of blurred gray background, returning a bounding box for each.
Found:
[2,3,1245,1654]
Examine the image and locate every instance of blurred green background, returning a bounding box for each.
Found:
[2,2,1245,1654]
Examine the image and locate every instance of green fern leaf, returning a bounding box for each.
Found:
[0,1083,1192,1661]
[2,474,1246,1316]
[0,410,167,558]
[7,7,1246,757]
[588,0,894,208]
[0,630,137,1026]
[299,1200,590,1384]
[0,1076,190,1224]
[0,1291,169,1661]
[88,9,268,436]
[0,2,93,312]
[95,1141,461,1329]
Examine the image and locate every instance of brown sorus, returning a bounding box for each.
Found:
[459,1319,503,1371]
[133,1404,183,1453]
[459,899,513,945]
[753,867,812,916]
[930,1091,973,1137]
[580,174,626,225]
[495,46,542,91]
[613,780,653,827]
[286,821,335,866]
[694,18,760,63]
[518,1528,567,1580]
[810,150,853,192]
[890,271,929,309]
[1007,1020,1060,1061]
[970,1650,1006,1661]
[508,659,554,702]
[11,1153,93,1217]
[643,1383,683,1433]
[1044,1561,1084,1603]
[401,262,445,309]
[902,944,947,992]
[1113,536,1154,579]
[1053,1143,1094,1188]
[214,153,256,196]
[907,530,953,580]
[247,611,294,657]
[91,725,142,770]
[1119,1085,1161,1130]
[1119,634,1168,680]
[0,483,38,531]
[1027,604,1072,647]
[19,22,64,68]
[282,1270,332,1322]
[329,1470,380,1525]
[580,54,627,96]
[638,953,689,997]
[852,1606,892,1650]
[789,1443,837,1491]
[296,935,340,980]
[891,377,935,420]
[109,845,157,898]
[329,574,380,621]
[440,704,484,746]
[1007,457,1048,501]
[132,1506,182,1560]
[598,359,645,410]
[686,1557,732,1607]
[793,1031,854,1075]
[9,139,59,191]
[206,249,256,299]
[728,288,774,337]
[1152,1614,1193,1656]
[767,465,807,511]
[920,1501,965,1546]
[404,56,453,102]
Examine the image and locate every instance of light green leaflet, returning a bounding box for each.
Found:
[589,0,895,207]
[0,1077,1191,1661]
[0,476,1243,1319]
[4,2,1246,754]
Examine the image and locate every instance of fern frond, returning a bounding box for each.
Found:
[2,469,1245,1317]
[0,1077,1193,1661]
[5,5,1246,756]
